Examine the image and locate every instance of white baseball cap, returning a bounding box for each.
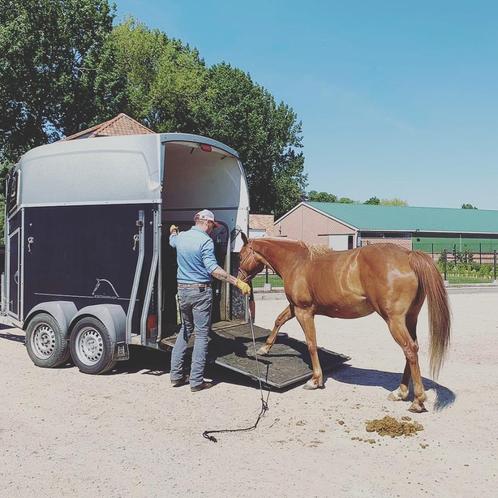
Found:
[194,209,219,226]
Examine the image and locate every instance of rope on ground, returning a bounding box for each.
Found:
[202,309,270,443]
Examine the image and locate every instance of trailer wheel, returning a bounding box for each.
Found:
[70,317,116,374]
[25,313,71,368]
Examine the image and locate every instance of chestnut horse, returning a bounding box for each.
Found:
[237,236,451,413]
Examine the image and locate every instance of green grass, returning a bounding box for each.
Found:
[252,274,284,288]
[444,275,494,284]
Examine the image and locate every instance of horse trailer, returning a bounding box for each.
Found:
[1,133,253,374]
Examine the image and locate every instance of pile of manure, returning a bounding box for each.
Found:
[365,415,424,437]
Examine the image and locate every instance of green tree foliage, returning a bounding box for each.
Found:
[380,198,408,206]
[338,197,355,204]
[93,20,306,216]
[0,0,115,163]
[0,12,306,218]
[308,191,338,203]
[461,203,477,209]
[201,63,306,216]
[364,196,380,205]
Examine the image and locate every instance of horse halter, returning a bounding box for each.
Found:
[238,244,261,282]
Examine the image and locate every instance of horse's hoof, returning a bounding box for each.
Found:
[257,346,269,356]
[408,401,427,413]
[388,389,409,402]
[303,379,324,390]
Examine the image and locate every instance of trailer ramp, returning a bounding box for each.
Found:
[161,321,350,389]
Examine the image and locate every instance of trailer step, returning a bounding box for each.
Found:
[160,322,350,389]
[211,323,350,389]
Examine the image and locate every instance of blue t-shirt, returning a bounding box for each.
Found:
[169,226,219,283]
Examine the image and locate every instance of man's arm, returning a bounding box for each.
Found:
[201,239,251,294]
[211,266,251,295]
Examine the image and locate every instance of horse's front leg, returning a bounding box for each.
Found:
[294,307,324,389]
[257,304,294,355]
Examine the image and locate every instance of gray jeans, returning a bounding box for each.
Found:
[170,286,212,387]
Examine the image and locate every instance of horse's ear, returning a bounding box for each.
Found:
[241,232,248,246]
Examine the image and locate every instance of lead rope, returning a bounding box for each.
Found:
[202,303,269,443]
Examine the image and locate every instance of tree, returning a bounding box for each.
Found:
[364,196,380,205]
[380,198,408,206]
[308,191,338,203]
[1,12,306,218]
[0,0,115,164]
[96,22,307,216]
[461,203,477,209]
[200,63,306,216]
[338,197,356,204]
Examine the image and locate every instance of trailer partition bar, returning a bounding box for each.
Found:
[126,210,145,342]
[141,208,159,344]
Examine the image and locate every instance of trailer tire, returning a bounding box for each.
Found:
[25,313,70,368]
[70,317,116,374]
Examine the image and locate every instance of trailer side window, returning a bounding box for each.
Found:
[6,170,19,213]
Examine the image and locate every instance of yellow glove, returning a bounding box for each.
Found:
[235,278,251,295]
[170,224,178,234]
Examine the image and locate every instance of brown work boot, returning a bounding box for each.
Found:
[190,380,215,392]
[171,375,189,387]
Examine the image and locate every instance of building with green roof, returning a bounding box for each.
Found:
[274,202,498,254]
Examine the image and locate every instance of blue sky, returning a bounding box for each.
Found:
[114,1,498,209]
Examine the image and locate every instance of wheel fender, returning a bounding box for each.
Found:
[24,301,78,338]
[68,304,127,344]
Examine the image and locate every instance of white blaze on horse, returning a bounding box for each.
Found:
[237,235,451,413]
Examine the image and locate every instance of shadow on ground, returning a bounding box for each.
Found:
[0,332,25,344]
[109,345,271,391]
[329,365,456,411]
[110,346,172,376]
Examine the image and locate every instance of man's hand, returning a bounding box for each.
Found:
[170,224,178,234]
[235,278,251,295]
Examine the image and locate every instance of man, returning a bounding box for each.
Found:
[169,209,251,392]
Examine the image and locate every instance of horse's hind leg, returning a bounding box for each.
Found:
[258,304,294,355]
[388,361,411,402]
[387,315,427,413]
[388,314,418,402]
[294,307,324,389]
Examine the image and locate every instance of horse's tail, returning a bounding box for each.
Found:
[409,251,451,379]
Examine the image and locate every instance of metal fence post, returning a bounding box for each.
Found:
[494,250,497,283]
[443,249,447,282]
[265,267,269,285]
[431,243,434,260]
[479,243,482,265]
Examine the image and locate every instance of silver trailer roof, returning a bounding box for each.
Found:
[14,133,242,207]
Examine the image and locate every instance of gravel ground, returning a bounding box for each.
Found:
[1,292,497,497]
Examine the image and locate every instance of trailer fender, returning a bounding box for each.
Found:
[24,301,78,338]
[68,304,128,359]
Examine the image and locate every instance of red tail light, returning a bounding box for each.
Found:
[200,143,212,152]
[147,314,158,336]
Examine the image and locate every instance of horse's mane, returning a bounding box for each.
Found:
[251,237,333,260]
[303,242,333,259]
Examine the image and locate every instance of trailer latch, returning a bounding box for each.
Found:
[132,234,139,251]
[27,236,34,252]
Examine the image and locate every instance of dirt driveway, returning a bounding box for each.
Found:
[1,292,497,497]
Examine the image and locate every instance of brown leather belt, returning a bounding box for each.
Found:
[178,282,211,288]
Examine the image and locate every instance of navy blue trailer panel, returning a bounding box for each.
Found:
[22,203,156,334]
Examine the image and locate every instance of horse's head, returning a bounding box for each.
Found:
[237,232,266,282]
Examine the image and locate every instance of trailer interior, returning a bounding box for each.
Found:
[159,141,244,341]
